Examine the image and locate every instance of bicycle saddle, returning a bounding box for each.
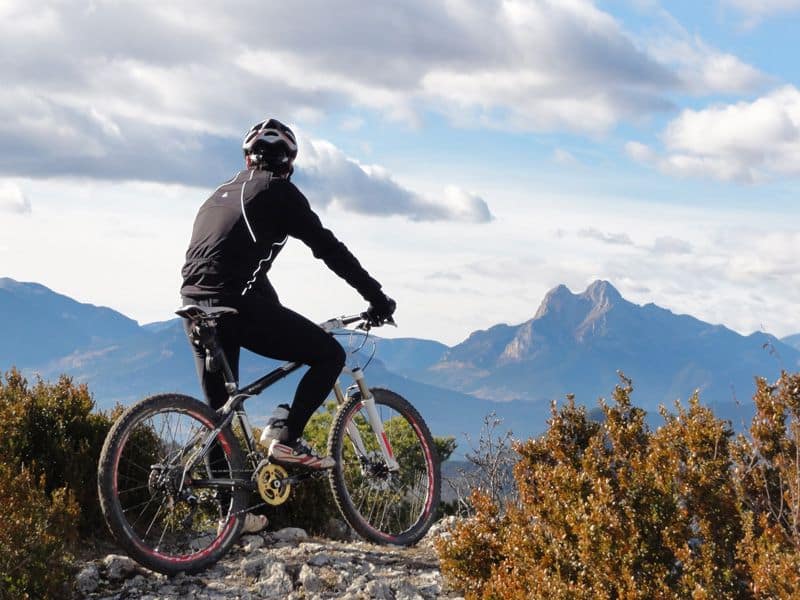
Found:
[176,305,239,322]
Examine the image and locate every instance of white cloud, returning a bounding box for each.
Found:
[578,228,635,246]
[646,35,767,94]
[627,86,800,182]
[0,0,765,185]
[553,149,578,165]
[3,176,797,345]
[426,271,463,282]
[723,0,800,25]
[391,193,800,341]
[0,0,795,347]
[340,117,365,132]
[0,182,31,214]
[651,236,693,255]
[295,136,492,223]
[439,186,494,223]
[626,141,657,163]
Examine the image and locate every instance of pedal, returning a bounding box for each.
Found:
[253,462,291,506]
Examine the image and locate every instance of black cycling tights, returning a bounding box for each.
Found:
[182,294,346,443]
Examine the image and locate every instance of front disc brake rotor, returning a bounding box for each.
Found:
[255,462,291,506]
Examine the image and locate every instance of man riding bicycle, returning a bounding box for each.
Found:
[179,119,396,530]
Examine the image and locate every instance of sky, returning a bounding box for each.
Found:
[1,0,799,346]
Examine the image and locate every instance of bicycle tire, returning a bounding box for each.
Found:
[97,393,247,575]
[327,388,440,545]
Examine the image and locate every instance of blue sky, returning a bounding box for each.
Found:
[0,0,798,345]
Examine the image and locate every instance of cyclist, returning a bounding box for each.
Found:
[179,119,396,528]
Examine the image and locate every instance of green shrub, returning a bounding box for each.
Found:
[253,400,454,535]
[0,463,79,600]
[234,404,340,535]
[0,368,112,537]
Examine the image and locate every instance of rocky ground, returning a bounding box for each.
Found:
[74,520,463,599]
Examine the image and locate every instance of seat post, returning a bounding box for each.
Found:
[176,304,241,396]
[191,321,238,395]
[217,347,239,395]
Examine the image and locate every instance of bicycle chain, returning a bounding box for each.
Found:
[223,469,327,519]
[230,500,268,518]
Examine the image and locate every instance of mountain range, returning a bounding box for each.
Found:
[2,277,797,447]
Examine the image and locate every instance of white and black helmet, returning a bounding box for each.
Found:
[242,118,298,175]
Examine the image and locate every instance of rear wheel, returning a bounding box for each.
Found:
[327,388,440,545]
[97,394,247,575]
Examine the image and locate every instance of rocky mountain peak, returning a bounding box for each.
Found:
[534,283,576,319]
[575,280,625,340]
[501,281,627,362]
[581,280,622,306]
[534,280,622,320]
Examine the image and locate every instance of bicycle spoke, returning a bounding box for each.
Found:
[126,495,160,524]
[104,399,245,562]
[120,459,152,475]
[332,390,439,541]
[377,494,392,532]
[144,500,166,540]
[118,483,150,495]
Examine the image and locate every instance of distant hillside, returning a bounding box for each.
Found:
[1,276,796,442]
[415,280,799,425]
[0,277,140,367]
[783,334,800,351]
[0,278,535,446]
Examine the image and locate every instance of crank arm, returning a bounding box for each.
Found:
[277,470,327,486]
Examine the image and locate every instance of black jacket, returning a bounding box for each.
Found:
[180,169,383,303]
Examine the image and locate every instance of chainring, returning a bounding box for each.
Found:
[254,462,291,506]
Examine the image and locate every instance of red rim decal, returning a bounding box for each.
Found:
[381,431,395,459]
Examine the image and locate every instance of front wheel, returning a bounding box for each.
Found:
[327,388,440,545]
[97,394,248,575]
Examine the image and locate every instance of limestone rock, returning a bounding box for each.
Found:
[240,555,270,579]
[75,563,100,594]
[270,526,309,541]
[365,579,394,600]
[299,563,325,593]
[241,534,265,552]
[255,562,293,597]
[394,580,425,600]
[75,530,464,599]
[102,554,139,582]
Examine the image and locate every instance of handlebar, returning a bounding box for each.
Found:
[319,312,396,333]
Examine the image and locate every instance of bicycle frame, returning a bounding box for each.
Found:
[180,314,399,488]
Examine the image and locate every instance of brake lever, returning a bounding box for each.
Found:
[356,312,397,331]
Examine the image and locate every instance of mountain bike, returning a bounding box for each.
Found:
[97,306,441,575]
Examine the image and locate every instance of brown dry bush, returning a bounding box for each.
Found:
[0,368,115,598]
[0,463,80,600]
[735,373,800,599]
[0,368,112,536]
[438,373,800,600]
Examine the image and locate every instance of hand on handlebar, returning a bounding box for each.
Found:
[365,295,396,328]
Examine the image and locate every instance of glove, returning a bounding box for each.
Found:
[366,294,396,325]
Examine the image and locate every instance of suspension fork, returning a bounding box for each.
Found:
[336,368,399,471]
